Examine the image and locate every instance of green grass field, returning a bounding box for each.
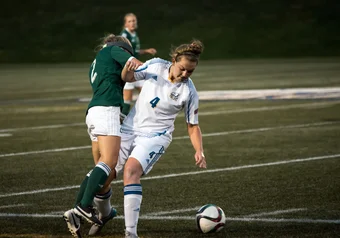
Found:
[0,59,340,238]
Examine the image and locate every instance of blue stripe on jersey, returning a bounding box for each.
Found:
[134,65,148,72]
[187,92,192,122]
[134,57,170,72]
[186,79,197,123]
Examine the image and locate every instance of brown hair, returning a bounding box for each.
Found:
[170,39,204,63]
[95,33,132,52]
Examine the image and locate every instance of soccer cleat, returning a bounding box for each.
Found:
[88,207,117,236]
[63,209,82,238]
[74,204,103,226]
[125,231,139,238]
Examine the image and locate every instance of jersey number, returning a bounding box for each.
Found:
[90,59,97,83]
[150,97,160,108]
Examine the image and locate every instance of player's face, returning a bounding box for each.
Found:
[125,16,137,31]
[171,58,197,82]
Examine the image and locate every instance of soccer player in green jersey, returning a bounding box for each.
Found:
[63,34,142,238]
[121,13,157,116]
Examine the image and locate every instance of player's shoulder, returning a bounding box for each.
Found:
[186,78,198,94]
[135,57,170,72]
[147,57,170,66]
[120,29,129,38]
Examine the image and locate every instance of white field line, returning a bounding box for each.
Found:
[0,153,339,199]
[0,100,339,133]
[0,204,29,209]
[145,207,202,216]
[0,145,91,158]
[0,133,12,137]
[243,208,307,218]
[172,121,339,139]
[0,213,339,224]
[196,100,340,116]
[0,121,338,159]
[0,123,83,133]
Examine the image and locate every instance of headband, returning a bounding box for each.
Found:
[106,41,134,56]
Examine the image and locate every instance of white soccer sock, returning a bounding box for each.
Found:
[124,184,142,236]
[94,188,112,219]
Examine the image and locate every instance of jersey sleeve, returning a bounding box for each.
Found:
[110,46,132,67]
[133,58,161,81]
[184,81,199,125]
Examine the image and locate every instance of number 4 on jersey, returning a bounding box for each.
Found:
[150,97,160,108]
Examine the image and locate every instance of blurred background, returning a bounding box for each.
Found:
[1,1,340,237]
[1,0,340,63]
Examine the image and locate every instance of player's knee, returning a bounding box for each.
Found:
[124,162,143,181]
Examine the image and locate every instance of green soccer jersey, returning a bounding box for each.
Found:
[87,45,131,111]
[121,29,140,58]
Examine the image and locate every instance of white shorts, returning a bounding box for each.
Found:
[115,132,172,175]
[86,106,121,141]
[124,81,145,90]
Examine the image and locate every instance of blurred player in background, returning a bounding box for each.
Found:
[121,13,157,116]
[89,40,207,238]
[63,34,142,238]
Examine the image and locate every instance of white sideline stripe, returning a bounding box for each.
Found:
[244,208,307,218]
[0,133,12,137]
[0,153,339,198]
[196,100,340,116]
[0,145,91,158]
[173,121,339,139]
[0,123,83,133]
[0,213,339,224]
[0,204,28,209]
[0,100,338,133]
[145,207,202,216]
[140,216,340,224]
[0,121,338,159]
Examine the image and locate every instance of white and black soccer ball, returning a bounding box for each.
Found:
[196,204,226,233]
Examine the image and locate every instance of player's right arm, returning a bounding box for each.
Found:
[121,58,155,82]
[110,46,143,82]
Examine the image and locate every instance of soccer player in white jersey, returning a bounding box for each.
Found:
[88,40,207,238]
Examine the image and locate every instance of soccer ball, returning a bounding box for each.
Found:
[196,204,226,233]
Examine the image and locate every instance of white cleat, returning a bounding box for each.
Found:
[63,209,82,238]
[88,207,117,236]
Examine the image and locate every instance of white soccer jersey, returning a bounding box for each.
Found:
[121,58,199,137]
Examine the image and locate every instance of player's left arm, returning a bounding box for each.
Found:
[185,82,206,168]
[187,123,206,168]
[140,48,157,55]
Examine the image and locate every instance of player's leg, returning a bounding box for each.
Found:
[122,82,135,116]
[63,115,100,236]
[89,133,136,236]
[123,158,143,237]
[92,141,100,164]
[123,134,171,237]
[74,106,121,225]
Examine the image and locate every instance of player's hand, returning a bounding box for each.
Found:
[147,48,157,55]
[127,58,143,71]
[195,151,207,169]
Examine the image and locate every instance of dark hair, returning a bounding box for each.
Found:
[170,39,204,63]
